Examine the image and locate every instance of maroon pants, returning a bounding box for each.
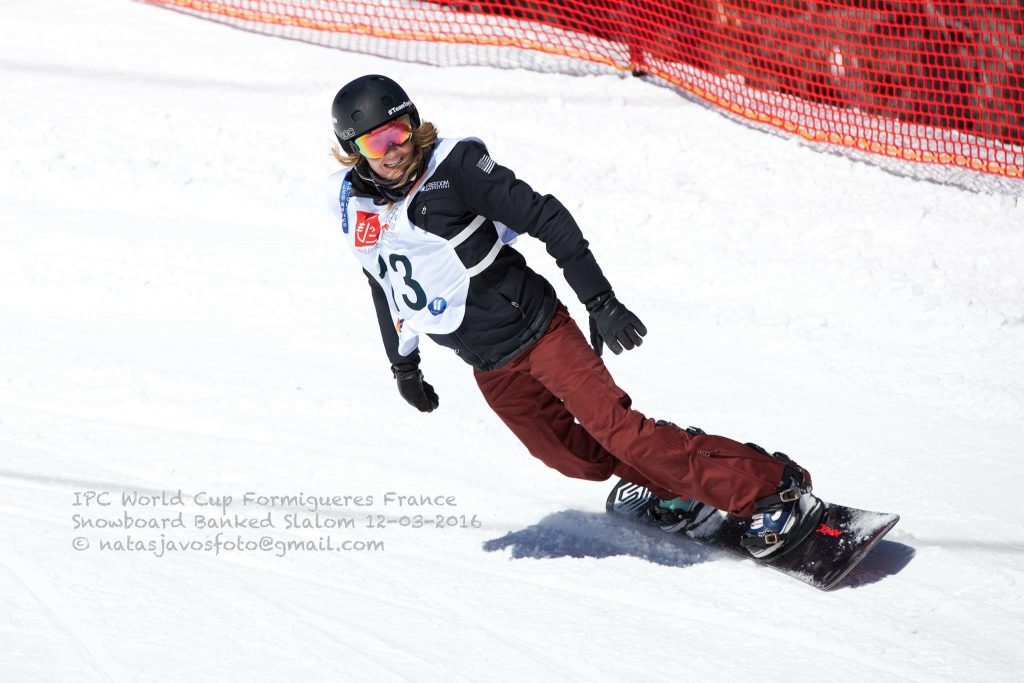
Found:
[474,305,794,517]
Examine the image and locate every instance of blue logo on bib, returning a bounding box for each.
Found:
[428,297,448,316]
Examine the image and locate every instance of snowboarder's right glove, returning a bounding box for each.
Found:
[586,291,647,357]
[392,361,439,413]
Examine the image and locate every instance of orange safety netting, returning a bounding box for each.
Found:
[143,0,1024,178]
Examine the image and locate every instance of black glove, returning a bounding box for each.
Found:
[392,362,439,413]
[586,291,647,357]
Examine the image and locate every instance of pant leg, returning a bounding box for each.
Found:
[520,305,791,517]
[474,358,676,498]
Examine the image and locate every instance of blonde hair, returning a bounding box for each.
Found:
[331,121,439,187]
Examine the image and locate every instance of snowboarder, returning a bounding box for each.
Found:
[327,74,823,558]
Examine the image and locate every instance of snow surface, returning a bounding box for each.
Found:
[2,1,1023,680]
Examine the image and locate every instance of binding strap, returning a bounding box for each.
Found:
[753,486,802,513]
[740,530,785,550]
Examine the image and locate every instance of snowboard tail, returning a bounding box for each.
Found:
[606,480,899,590]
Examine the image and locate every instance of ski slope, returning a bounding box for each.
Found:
[2,1,1023,680]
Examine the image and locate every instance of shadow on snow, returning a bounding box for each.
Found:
[482,509,715,568]
[836,539,916,589]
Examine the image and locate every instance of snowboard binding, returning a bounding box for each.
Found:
[740,448,825,561]
[648,495,714,534]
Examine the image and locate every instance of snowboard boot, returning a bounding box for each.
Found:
[649,495,717,533]
[740,452,825,560]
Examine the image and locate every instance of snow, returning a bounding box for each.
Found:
[2,1,1023,680]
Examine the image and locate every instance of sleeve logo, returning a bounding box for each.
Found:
[476,154,495,174]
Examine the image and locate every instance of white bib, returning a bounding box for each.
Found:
[327,138,516,357]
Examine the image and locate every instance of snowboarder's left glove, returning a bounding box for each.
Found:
[586,291,647,357]
[392,362,439,413]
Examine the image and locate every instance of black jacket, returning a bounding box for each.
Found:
[349,139,611,372]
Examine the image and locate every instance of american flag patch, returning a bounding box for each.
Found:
[476,154,495,174]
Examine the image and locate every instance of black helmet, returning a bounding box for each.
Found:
[332,75,420,153]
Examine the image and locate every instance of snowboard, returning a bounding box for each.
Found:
[606,479,899,590]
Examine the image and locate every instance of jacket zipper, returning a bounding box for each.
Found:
[492,286,526,320]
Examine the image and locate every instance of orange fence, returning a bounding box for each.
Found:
[144,0,1024,178]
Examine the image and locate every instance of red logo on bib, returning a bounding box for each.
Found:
[355,211,382,247]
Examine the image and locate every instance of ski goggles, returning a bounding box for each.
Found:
[354,115,414,159]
